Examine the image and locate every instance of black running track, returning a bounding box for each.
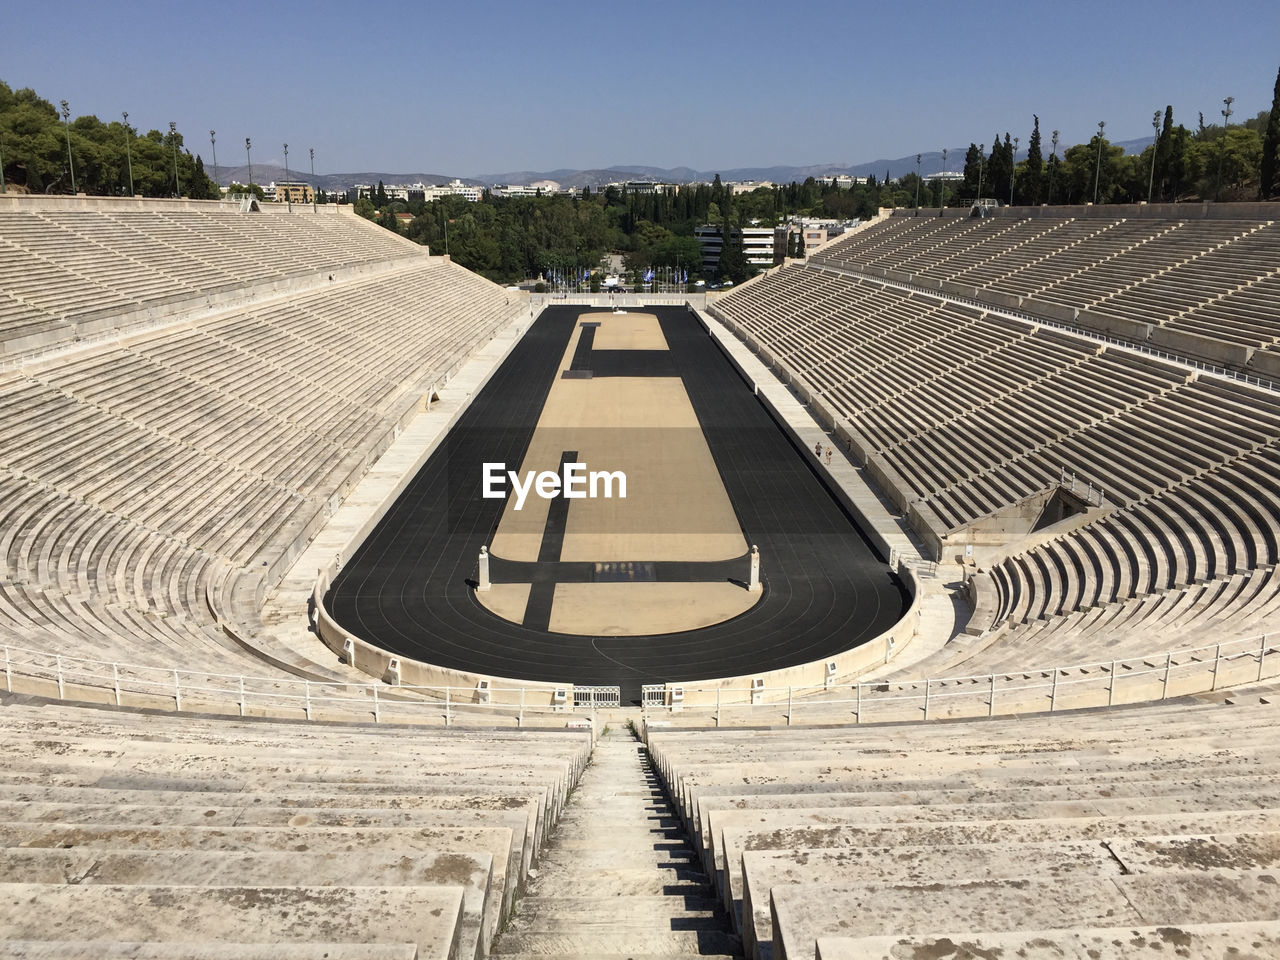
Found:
[326,306,909,703]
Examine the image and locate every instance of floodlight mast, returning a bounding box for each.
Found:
[1049,130,1060,204]
[60,100,76,195]
[939,147,947,208]
[1148,111,1160,203]
[122,112,134,196]
[1011,137,1019,205]
[169,122,181,197]
[1215,95,1234,201]
[1093,120,1105,204]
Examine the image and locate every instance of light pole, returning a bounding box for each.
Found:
[1049,130,1059,204]
[122,112,134,197]
[283,143,291,211]
[245,138,253,197]
[939,147,948,208]
[1,129,6,194]
[915,153,922,210]
[1216,95,1234,201]
[169,122,181,197]
[977,144,985,201]
[210,130,218,197]
[1093,120,1106,204]
[309,147,316,211]
[60,100,77,195]
[1147,110,1160,203]
[1011,136,1019,205]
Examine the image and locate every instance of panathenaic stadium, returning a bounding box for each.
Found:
[1,193,1278,959]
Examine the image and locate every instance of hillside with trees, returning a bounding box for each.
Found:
[0,81,219,199]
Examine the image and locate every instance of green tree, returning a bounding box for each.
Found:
[1166,125,1192,200]
[961,143,982,200]
[986,134,1013,205]
[1153,105,1175,200]
[717,217,749,283]
[227,181,265,201]
[1261,62,1280,199]
[1017,115,1044,205]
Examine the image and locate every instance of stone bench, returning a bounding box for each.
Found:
[0,884,467,960]
[771,870,1280,960]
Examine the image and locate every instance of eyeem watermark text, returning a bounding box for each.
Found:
[482,462,627,510]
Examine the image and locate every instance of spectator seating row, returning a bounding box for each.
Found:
[0,699,591,959]
[0,205,519,679]
[714,254,1280,680]
[810,213,1280,369]
[647,695,1280,960]
[0,205,422,354]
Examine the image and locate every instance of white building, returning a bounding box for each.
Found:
[694,224,778,271]
[728,180,775,195]
[422,179,483,203]
[780,217,861,257]
[492,184,541,197]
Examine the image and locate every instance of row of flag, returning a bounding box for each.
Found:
[542,267,690,285]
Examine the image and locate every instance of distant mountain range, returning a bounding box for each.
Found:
[213,137,1156,190]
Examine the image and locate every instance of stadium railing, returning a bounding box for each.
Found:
[0,641,614,727]
[639,631,1279,725]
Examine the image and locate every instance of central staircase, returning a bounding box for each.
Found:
[493,725,743,959]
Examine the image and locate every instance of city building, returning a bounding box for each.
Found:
[694,223,778,271]
[269,181,315,204]
[776,217,862,259]
[422,180,483,203]
[728,180,775,195]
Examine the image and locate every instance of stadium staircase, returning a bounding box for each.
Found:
[491,725,744,959]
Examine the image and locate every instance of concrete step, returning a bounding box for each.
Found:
[0,848,495,957]
[0,943,421,960]
[815,922,1280,960]
[520,867,713,898]
[494,955,741,960]
[511,899,730,934]
[738,839,1121,959]
[0,884,466,960]
[492,930,743,956]
[772,870,1280,960]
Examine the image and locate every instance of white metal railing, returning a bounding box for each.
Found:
[639,632,1278,725]
[6,633,1273,728]
[0,643,616,727]
[528,293,707,308]
[574,686,622,708]
[1058,466,1106,507]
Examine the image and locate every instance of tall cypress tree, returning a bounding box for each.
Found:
[986,134,1013,204]
[718,216,748,283]
[1260,63,1280,199]
[1020,116,1044,205]
[1155,106,1174,200]
[962,143,981,199]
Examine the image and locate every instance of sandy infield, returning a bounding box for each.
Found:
[479,310,758,634]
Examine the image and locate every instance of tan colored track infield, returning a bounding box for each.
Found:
[548,582,755,636]
[480,311,757,634]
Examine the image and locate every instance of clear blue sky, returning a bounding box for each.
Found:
[4,0,1277,177]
